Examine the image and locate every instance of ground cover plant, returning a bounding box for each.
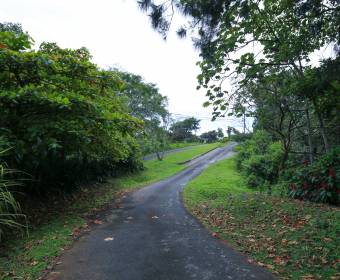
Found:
[184,157,340,279]
[0,143,220,280]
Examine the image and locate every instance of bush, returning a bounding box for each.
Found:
[230,132,253,142]
[287,147,340,205]
[236,130,283,189]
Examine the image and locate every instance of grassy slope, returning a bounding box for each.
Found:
[183,157,340,280]
[168,142,201,149]
[0,142,220,280]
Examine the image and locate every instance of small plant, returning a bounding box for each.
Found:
[287,147,340,205]
[236,130,283,189]
[0,148,26,241]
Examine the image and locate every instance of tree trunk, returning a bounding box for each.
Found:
[305,108,314,163]
[243,113,246,134]
[315,109,330,153]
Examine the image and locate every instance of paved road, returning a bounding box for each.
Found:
[51,143,273,280]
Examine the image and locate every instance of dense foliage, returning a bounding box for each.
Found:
[0,23,144,192]
[236,131,283,189]
[200,128,223,143]
[170,117,200,142]
[287,147,340,205]
[116,71,170,158]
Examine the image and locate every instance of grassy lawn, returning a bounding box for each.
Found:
[0,143,220,280]
[168,142,201,150]
[183,157,340,280]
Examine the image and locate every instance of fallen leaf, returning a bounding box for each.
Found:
[104,237,114,242]
[281,239,288,246]
[301,275,316,280]
[94,220,103,225]
[266,264,275,270]
[30,261,38,266]
[273,256,287,266]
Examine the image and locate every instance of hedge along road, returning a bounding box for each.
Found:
[49,143,273,280]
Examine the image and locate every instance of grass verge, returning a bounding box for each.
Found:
[168,142,201,150]
[183,157,340,280]
[0,142,221,280]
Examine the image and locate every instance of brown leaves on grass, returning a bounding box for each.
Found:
[190,196,339,279]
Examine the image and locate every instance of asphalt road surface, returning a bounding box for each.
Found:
[50,143,273,280]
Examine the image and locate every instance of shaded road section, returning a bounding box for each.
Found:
[51,143,273,280]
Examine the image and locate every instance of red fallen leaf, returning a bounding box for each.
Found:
[212,232,219,238]
[273,256,287,266]
[0,43,7,49]
[72,227,80,236]
[94,219,103,225]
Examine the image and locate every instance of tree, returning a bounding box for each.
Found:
[217,128,224,139]
[200,130,218,143]
[170,117,200,142]
[0,25,143,191]
[115,70,170,158]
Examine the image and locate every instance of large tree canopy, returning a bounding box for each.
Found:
[0,23,144,191]
[170,117,200,141]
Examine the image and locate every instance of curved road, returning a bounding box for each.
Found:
[51,143,273,280]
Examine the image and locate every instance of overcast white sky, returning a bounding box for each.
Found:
[1,0,246,133]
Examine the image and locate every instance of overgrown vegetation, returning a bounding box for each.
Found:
[184,157,340,279]
[236,131,340,205]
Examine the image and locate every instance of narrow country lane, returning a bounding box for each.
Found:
[50,143,274,280]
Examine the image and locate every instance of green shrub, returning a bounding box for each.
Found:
[242,142,283,188]
[287,147,340,205]
[236,131,283,189]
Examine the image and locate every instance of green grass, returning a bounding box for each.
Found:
[184,156,253,207]
[0,143,221,280]
[168,142,201,150]
[183,157,340,280]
